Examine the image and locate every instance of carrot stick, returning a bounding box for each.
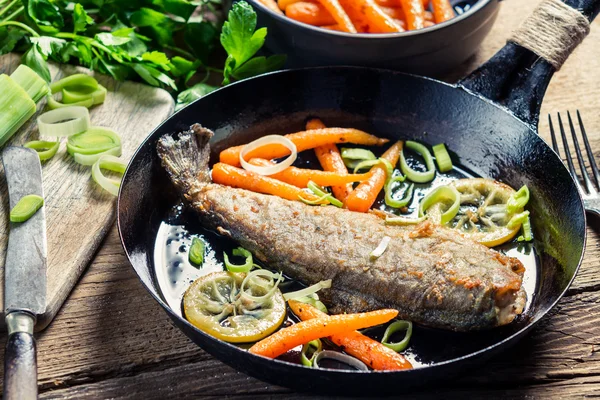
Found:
[338,0,403,33]
[288,300,412,371]
[248,158,372,188]
[422,0,430,8]
[380,6,404,20]
[278,0,302,10]
[399,0,426,30]
[249,308,398,358]
[424,10,433,21]
[309,119,354,202]
[321,23,342,30]
[220,128,389,166]
[286,2,336,26]
[431,0,454,23]
[315,0,357,32]
[344,141,403,213]
[211,163,322,202]
[257,0,285,13]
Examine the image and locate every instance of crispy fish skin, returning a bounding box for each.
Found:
[157,124,527,331]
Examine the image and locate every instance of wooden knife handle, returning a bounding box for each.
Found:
[3,312,37,400]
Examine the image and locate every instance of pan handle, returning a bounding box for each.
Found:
[458,0,600,129]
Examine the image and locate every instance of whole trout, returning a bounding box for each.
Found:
[157,124,526,331]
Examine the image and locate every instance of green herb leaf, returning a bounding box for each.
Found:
[73,4,94,33]
[129,7,174,47]
[30,36,67,58]
[184,21,218,64]
[132,63,176,89]
[0,27,25,55]
[176,82,217,110]
[141,51,170,67]
[220,2,266,69]
[152,0,197,21]
[25,0,65,34]
[169,56,197,78]
[23,45,51,82]
[232,54,286,80]
[95,32,132,46]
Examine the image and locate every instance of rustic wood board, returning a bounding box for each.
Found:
[0,54,174,330]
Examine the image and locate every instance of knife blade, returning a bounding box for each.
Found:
[2,146,47,400]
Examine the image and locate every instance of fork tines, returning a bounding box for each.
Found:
[548,111,600,195]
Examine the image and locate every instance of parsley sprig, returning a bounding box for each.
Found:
[0,0,285,109]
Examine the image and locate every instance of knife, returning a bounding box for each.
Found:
[2,147,47,400]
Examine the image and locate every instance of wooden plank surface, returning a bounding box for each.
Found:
[2,0,600,398]
[0,55,174,329]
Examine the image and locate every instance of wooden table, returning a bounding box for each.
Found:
[3,1,600,398]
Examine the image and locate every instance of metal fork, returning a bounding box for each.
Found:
[548,111,600,216]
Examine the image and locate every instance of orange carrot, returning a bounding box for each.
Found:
[399,0,426,30]
[286,2,336,25]
[257,0,285,13]
[278,0,302,10]
[289,300,412,371]
[393,18,407,29]
[380,6,404,20]
[424,20,434,27]
[422,0,430,8]
[431,0,454,23]
[321,23,342,30]
[424,10,433,21]
[344,141,403,213]
[220,128,389,166]
[309,119,354,202]
[338,0,403,33]
[248,158,372,188]
[211,163,322,202]
[249,308,398,358]
[315,0,357,32]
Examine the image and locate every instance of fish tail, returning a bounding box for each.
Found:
[157,123,213,195]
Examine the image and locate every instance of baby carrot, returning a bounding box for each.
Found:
[321,23,342,30]
[249,308,398,358]
[344,141,403,213]
[338,0,403,33]
[248,158,372,188]
[309,119,354,202]
[278,0,302,10]
[431,0,455,23]
[316,0,357,32]
[257,0,285,14]
[211,163,322,202]
[286,2,336,26]
[380,6,404,20]
[289,300,412,371]
[220,128,389,166]
[399,0,426,30]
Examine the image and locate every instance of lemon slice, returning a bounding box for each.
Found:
[448,178,524,247]
[184,271,286,343]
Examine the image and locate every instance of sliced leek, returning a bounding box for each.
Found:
[381,320,412,352]
[24,140,60,161]
[10,194,44,223]
[385,177,413,209]
[385,215,426,225]
[189,238,205,266]
[10,65,49,102]
[0,74,36,148]
[49,74,98,94]
[67,127,121,155]
[432,143,453,173]
[400,141,436,183]
[507,185,530,213]
[419,185,461,225]
[91,155,126,196]
[224,247,253,273]
[283,280,332,301]
[37,106,90,137]
[341,147,376,169]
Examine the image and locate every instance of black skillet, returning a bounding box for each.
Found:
[117,0,598,394]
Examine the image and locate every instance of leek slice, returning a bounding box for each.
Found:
[10,194,44,223]
[507,185,530,213]
[518,215,533,242]
[24,140,60,161]
[73,147,122,166]
[67,127,121,155]
[47,94,94,109]
[224,247,253,273]
[63,84,107,105]
[283,280,332,301]
[432,143,453,172]
[385,215,426,225]
[307,181,342,208]
[385,177,413,208]
[50,74,98,94]
[189,238,205,266]
[91,155,126,196]
[381,320,412,352]
[400,141,436,183]
[37,106,90,137]
[301,339,322,367]
[295,294,328,313]
[341,147,376,169]
[419,185,461,224]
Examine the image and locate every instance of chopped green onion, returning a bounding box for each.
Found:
[381,320,412,352]
[50,74,98,94]
[224,247,253,273]
[341,147,376,169]
[299,193,330,206]
[507,185,530,213]
[400,141,436,183]
[0,74,36,148]
[301,339,322,367]
[385,178,413,208]
[37,106,90,137]
[24,140,60,161]
[314,350,368,371]
[10,65,49,103]
[370,236,391,260]
[295,294,328,313]
[385,215,427,225]
[518,215,533,242]
[283,279,332,301]
[507,210,530,229]
[432,143,453,173]
[10,194,44,223]
[189,238,205,266]
[73,147,122,166]
[67,127,121,155]
[307,181,343,208]
[91,155,126,196]
[419,185,461,224]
